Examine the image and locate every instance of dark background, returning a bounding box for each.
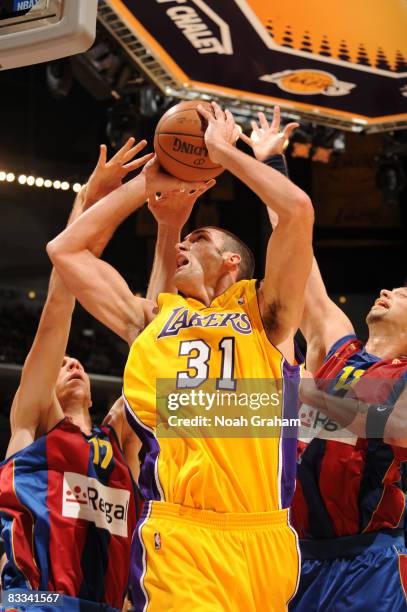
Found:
[0,33,406,454]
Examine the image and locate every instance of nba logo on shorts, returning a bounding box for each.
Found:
[154,532,161,550]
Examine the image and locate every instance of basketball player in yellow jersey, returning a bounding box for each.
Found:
[48,102,314,611]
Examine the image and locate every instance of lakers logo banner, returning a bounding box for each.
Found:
[105,0,407,130]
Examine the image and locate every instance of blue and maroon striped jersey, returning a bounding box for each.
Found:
[292,335,407,539]
[0,418,138,608]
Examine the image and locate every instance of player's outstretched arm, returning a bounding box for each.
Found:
[300,258,354,372]
[265,202,354,373]
[47,138,158,350]
[241,108,354,370]
[198,101,314,348]
[83,137,154,256]
[48,173,154,345]
[300,374,367,437]
[240,107,299,360]
[7,189,90,458]
[240,106,297,233]
[48,157,207,344]
[7,142,151,457]
[146,170,215,301]
[7,273,71,457]
[300,375,407,447]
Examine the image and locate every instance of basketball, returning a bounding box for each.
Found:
[153,100,224,182]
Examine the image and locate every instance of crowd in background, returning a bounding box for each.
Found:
[0,288,128,376]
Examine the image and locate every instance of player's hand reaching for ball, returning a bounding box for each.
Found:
[197,102,239,164]
[148,179,216,229]
[83,138,154,208]
[143,156,209,201]
[240,107,299,162]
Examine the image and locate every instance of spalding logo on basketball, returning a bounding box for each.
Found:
[154,100,224,182]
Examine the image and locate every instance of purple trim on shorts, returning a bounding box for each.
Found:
[130,501,151,612]
[280,360,301,509]
[123,395,162,502]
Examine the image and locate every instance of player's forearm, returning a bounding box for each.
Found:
[43,188,89,312]
[301,258,329,327]
[300,257,338,346]
[260,156,320,343]
[47,174,147,259]
[212,142,313,221]
[15,269,75,425]
[306,258,329,303]
[68,185,87,222]
[263,156,288,229]
[78,184,123,257]
[301,384,365,437]
[22,268,75,368]
[303,384,407,442]
[14,185,113,431]
[67,186,113,256]
[147,224,179,300]
[44,268,75,315]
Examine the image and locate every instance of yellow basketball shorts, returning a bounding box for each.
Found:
[130,501,300,611]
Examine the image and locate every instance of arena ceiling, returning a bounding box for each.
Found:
[98,0,407,133]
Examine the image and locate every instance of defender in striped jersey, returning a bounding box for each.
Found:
[243,116,407,611]
[0,139,151,610]
[290,258,407,611]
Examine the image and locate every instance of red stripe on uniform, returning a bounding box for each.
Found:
[45,422,90,594]
[364,458,405,532]
[290,478,309,539]
[319,441,363,536]
[398,553,407,603]
[0,461,40,589]
[102,434,137,606]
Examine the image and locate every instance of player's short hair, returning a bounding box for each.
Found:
[206,227,255,281]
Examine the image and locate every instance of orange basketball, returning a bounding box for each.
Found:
[153,100,224,182]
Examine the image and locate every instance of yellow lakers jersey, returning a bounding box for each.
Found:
[123,279,300,512]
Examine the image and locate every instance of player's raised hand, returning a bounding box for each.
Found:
[240,107,299,161]
[197,102,239,163]
[143,156,208,200]
[148,179,215,229]
[83,137,154,208]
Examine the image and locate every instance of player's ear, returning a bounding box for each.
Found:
[223,252,241,271]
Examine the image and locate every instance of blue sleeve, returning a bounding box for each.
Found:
[324,334,358,362]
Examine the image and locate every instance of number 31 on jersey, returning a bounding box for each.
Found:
[177,337,236,390]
